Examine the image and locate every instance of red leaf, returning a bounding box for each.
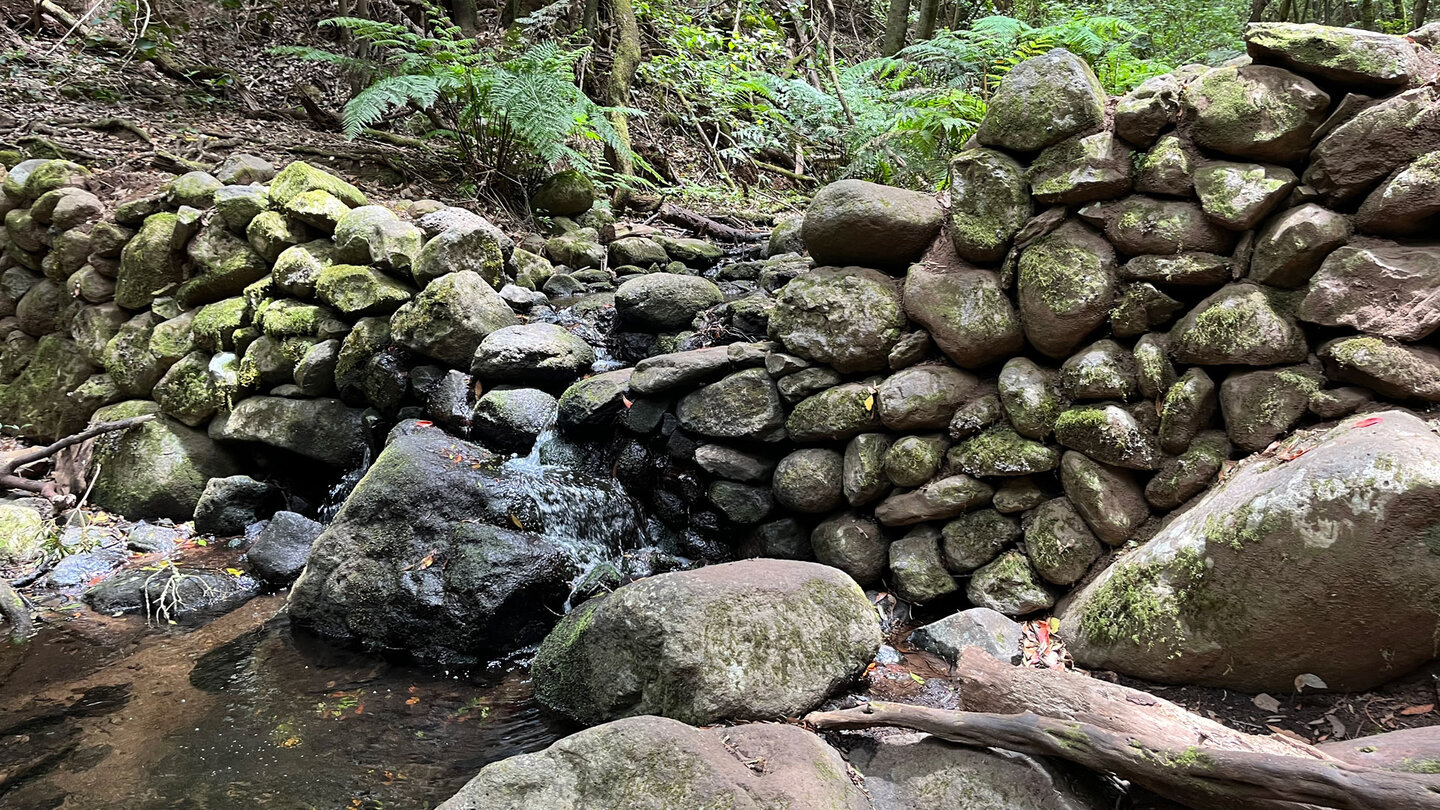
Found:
[416,420,433,427]
[1400,704,1434,716]
[1354,417,1383,428]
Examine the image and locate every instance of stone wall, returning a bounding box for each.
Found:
[2,21,1439,656]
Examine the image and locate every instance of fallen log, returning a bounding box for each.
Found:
[805,701,1440,810]
[655,202,767,243]
[0,414,155,499]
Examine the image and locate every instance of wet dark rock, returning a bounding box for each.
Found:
[1016,220,1117,359]
[941,508,1020,572]
[193,475,278,536]
[997,358,1067,439]
[877,364,981,431]
[676,368,786,441]
[786,382,883,441]
[1158,367,1218,455]
[842,433,893,507]
[1169,283,1308,366]
[472,387,558,454]
[1053,404,1162,470]
[884,434,948,487]
[812,512,887,585]
[1060,452,1148,546]
[1220,365,1324,452]
[246,511,324,585]
[1145,430,1231,510]
[1320,336,1440,401]
[86,567,261,619]
[615,273,724,330]
[772,448,845,513]
[904,264,1024,368]
[874,475,994,526]
[213,396,369,467]
[557,369,633,433]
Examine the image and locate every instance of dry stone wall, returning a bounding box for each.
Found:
[2,22,1440,677]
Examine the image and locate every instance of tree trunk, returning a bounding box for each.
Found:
[882,0,909,56]
[1250,0,1273,21]
[916,0,939,40]
[598,0,641,206]
[1416,0,1429,28]
[451,0,478,36]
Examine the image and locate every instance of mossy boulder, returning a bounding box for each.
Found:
[166,171,222,208]
[976,48,1105,153]
[472,387,558,454]
[284,189,351,232]
[1145,430,1231,510]
[1169,283,1308,366]
[941,509,1020,572]
[997,357,1067,439]
[413,221,507,288]
[903,263,1023,367]
[246,210,311,262]
[0,503,49,565]
[152,350,227,426]
[948,426,1060,477]
[191,297,250,352]
[966,549,1054,616]
[470,323,596,388]
[267,160,367,208]
[947,148,1033,263]
[1219,365,1323,452]
[1247,203,1350,288]
[1028,132,1134,204]
[102,312,169,397]
[884,434,947,487]
[88,400,241,520]
[1113,73,1187,147]
[1061,411,1440,692]
[1110,282,1184,338]
[531,169,595,216]
[437,716,868,810]
[1158,367,1218,454]
[1054,404,1162,470]
[15,278,78,336]
[316,264,415,316]
[1320,336,1440,401]
[1023,497,1102,586]
[333,205,423,271]
[876,364,981,430]
[786,381,883,442]
[0,335,97,440]
[389,270,516,367]
[179,219,270,307]
[1060,339,1138,401]
[1016,219,1117,358]
[545,228,605,270]
[1134,134,1198,197]
[557,368,634,433]
[801,179,943,270]
[890,527,960,603]
[70,303,129,365]
[1060,451,1148,545]
[1182,64,1329,162]
[1298,241,1440,341]
[874,474,994,526]
[608,236,669,268]
[212,396,368,466]
[842,433,893,507]
[1245,22,1428,88]
[17,159,91,204]
[615,273,724,331]
[1085,196,1237,256]
[1193,161,1298,231]
[531,559,879,726]
[653,234,723,268]
[1305,87,1440,204]
[769,266,904,372]
[115,212,189,310]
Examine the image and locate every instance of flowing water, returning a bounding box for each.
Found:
[0,595,572,809]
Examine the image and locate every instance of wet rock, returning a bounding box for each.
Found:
[1309,385,1373,418]
[290,424,580,660]
[1114,72,1192,147]
[1023,497,1102,585]
[532,559,879,725]
[85,567,260,619]
[977,48,1105,153]
[887,330,931,370]
[1,335,98,440]
[212,396,368,466]
[694,444,777,483]
[1028,132,1134,204]
[771,266,906,372]
[1320,336,1440,401]
[1248,203,1350,287]
[608,236,668,268]
[843,433,893,507]
[615,274,723,330]
[1156,367,1217,455]
[1060,452,1148,545]
[941,509,1020,572]
[787,382,883,441]
[1145,431,1231,510]
[1169,283,1308,366]
[88,401,240,520]
[1355,152,1440,236]
[903,264,1023,368]
[966,550,1054,616]
[812,512,887,585]
[557,368,633,433]
[876,365,981,431]
[884,434,948,487]
[1298,241,1440,341]
[676,368,785,441]
[767,218,805,257]
[1015,220,1116,358]
[1119,252,1230,286]
[1182,64,1329,162]
[1193,161,1297,230]
[470,323,595,388]
[947,149,1033,263]
[738,518,812,560]
[1086,197,1237,256]
[1061,411,1440,692]
[125,523,185,555]
[438,716,868,810]
[948,427,1060,477]
[1305,87,1440,204]
[874,475,993,526]
[772,448,844,513]
[708,480,774,524]
[1053,404,1161,470]
[802,179,943,270]
[998,358,1067,440]
[1060,340,1137,401]
[910,608,1024,665]
[245,511,324,585]
[1220,365,1324,452]
[1111,283,1184,338]
[390,270,517,368]
[890,527,959,603]
[472,387,557,454]
[1245,22,1429,89]
[152,350,227,426]
[948,393,1003,440]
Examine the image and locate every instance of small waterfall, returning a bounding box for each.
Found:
[316,446,372,523]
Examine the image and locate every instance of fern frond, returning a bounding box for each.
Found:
[342,74,444,138]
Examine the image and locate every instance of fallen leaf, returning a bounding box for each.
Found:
[1400,704,1434,716]
[1326,714,1346,738]
[1047,617,1060,633]
[405,697,420,706]
[908,672,924,684]
[225,567,244,577]
[1353,416,1383,428]
[418,552,436,569]
[621,395,633,409]
[863,394,875,412]
[1294,673,1328,692]
[1253,693,1282,713]
[416,420,433,427]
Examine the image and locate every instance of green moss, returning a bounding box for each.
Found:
[261,300,328,338]
[951,426,1058,476]
[1019,238,1109,315]
[192,297,251,351]
[1080,547,1209,650]
[1399,758,1440,775]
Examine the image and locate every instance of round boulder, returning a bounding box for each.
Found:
[615,274,724,330]
[470,323,595,388]
[770,266,906,372]
[801,179,943,270]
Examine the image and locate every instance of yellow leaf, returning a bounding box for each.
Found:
[909,672,924,683]
[1047,617,1060,633]
[863,395,875,412]
[225,567,244,577]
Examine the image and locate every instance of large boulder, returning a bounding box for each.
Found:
[390,270,517,368]
[976,48,1105,153]
[88,400,241,520]
[531,168,595,216]
[437,716,868,810]
[948,149,1033,263]
[115,212,189,310]
[802,180,943,270]
[676,368,786,441]
[1298,241,1440,341]
[1245,22,1431,89]
[1192,161,1297,231]
[470,323,595,387]
[1248,203,1351,288]
[1060,411,1440,692]
[903,264,1023,367]
[1016,220,1117,358]
[1319,336,1440,401]
[615,274,724,330]
[289,423,599,661]
[211,396,368,466]
[1028,132,1134,204]
[531,559,880,726]
[1085,197,1237,256]
[771,266,906,372]
[1169,283,1308,366]
[1181,65,1329,163]
[1305,87,1440,204]
[0,335,96,440]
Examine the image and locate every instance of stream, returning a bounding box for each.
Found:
[0,595,569,809]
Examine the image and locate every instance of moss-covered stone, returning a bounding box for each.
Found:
[1028,131,1134,204]
[1193,160,1297,231]
[1218,365,1322,452]
[531,168,595,216]
[191,297,251,352]
[997,357,1067,439]
[949,426,1060,477]
[152,350,227,426]
[0,335,97,440]
[903,264,1023,368]
[1054,404,1161,470]
[333,205,423,271]
[966,549,1055,616]
[1245,22,1424,88]
[267,160,367,208]
[89,400,241,520]
[1320,336,1440,401]
[884,434,948,487]
[947,148,1032,263]
[115,212,188,310]
[1170,282,1308,366]
[18,159,91,203]
[102,312,169,397]
[260,298,332,338]
[977,48,1105,153]
[246,210,312,262]
[316,264,415,316]
[786,381,883,442]
[178,219,270,308]
[390,270,516,367]
[1182,64,1329,162]
[214,183,269,232]
[166,170,223,208]
[801,179,944,270]
[1016,219,1117,358]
